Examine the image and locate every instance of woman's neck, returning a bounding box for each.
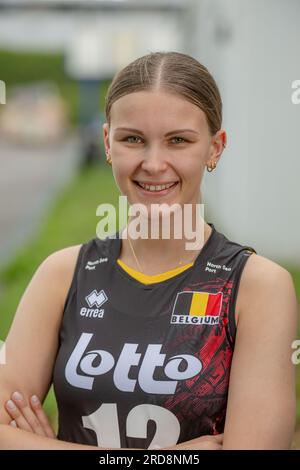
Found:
[119,219,212,275]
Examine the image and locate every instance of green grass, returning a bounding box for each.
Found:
[0,164,119,425]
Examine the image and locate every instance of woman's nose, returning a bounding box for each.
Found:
[140,145,168,173]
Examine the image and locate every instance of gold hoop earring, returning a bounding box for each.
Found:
[206,161,217,172]
[106,151,112,165]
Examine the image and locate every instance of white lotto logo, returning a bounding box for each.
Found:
[65,333,203,394]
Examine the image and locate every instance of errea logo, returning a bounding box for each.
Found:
[86,289,108,308]
[80,289,108,319]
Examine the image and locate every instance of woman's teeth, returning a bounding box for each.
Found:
[136,182,177,192]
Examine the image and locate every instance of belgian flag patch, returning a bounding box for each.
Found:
[171,291,223,325]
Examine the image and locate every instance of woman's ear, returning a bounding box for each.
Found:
[207,129,227,166]
[102,122,110,152]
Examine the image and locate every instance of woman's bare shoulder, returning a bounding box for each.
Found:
[241,253,293,291]
[44,244,83,270]
[41,244,83,296]
[235,253,295,323]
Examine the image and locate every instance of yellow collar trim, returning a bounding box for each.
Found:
[117,258,194,285]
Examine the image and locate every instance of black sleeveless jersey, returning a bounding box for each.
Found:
[52,223,256,449]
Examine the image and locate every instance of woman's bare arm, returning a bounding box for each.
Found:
[0,423,144,450]
[222,254,298,449]
[0,424,101,450]
[0,246,82,447]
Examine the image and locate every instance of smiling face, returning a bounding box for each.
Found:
[103,90,225,213]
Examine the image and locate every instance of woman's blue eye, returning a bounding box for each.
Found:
[124,136,186,144]
[126,136,142,143]
[172,136,185,144]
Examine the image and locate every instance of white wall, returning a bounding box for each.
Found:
[189,0,300,265]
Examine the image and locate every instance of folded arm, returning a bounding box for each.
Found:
[0,247,82,449]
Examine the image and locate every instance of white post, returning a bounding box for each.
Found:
[0,340,6,365]
[0,80,6,105]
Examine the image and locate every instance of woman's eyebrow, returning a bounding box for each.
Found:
[113,127,199,136]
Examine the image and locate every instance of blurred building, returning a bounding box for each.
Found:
[0,82,68,144]
[0,1,186,68]
[189,0,300,265]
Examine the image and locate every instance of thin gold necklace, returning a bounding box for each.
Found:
[126,230,198,273]
[127,235,144,272]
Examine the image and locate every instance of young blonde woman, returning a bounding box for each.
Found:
[0,51,298,450]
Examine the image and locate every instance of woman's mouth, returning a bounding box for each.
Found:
[133,180,179,196]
